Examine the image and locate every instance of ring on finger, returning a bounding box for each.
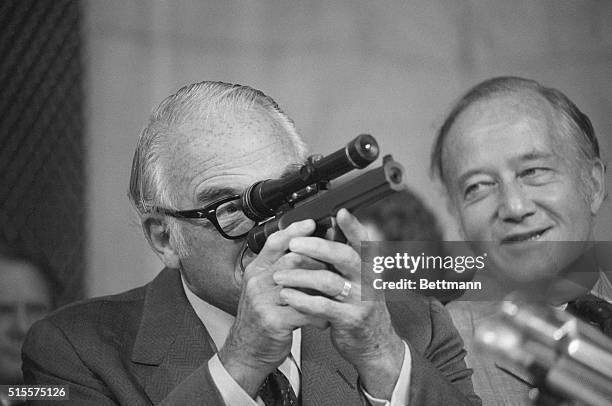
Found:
[335,280,352,302]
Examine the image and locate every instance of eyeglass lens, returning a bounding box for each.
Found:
[216,199,256,237]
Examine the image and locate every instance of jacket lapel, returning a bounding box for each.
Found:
[301,326,363,406]
[129,269,376,404]
[130,268,216,404]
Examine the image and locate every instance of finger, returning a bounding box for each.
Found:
[274,251,327,271]
[336,208,369,250]
[279,288,352,325]
[278,305,330,330]
[288,236,360,279]
[251,219,316,268]
[274,269,359,300]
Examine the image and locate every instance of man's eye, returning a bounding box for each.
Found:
[464,182,493,200]
[519,167,553,184]
[520,167,546,177]
[464,184,479,198]
[0,303,14,314]
[217,202,242,216]
[224,203,240,214]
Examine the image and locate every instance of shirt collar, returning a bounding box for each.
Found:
[556,271,612,311]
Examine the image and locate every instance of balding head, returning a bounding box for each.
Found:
[129,81,307,217]
[431,76,600,191]
[431,77,606,286]
[128,82,308,256]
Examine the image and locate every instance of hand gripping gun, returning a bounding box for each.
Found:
[240,134,407,254]
[474,298,612,406]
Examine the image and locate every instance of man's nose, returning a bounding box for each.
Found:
[10,305,30,338]
[497,182,536,222]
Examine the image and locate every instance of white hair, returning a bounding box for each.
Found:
[129,81,308,256]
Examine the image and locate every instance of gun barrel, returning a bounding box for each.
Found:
[246,155,406,253]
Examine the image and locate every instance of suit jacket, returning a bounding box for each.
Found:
[23,268,479,405]
[446,301,533,406]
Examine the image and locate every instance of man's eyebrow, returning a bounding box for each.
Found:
[517,151,555,162]
[196,187,241,204]
[279,163,303,179]
[457,169,487,187]
[194,163,303,204]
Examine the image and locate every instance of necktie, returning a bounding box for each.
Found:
[258,369,300,406]
[566,294,612,338]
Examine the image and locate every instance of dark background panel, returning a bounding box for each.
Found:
[0,0,84,306]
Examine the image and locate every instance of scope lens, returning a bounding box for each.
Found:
[360,139,378,158]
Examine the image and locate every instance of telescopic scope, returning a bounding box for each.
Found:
[240,134,379,221]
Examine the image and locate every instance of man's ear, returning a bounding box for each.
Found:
[142,214,181,269]
[589,160,606,215]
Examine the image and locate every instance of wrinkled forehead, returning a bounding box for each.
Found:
[452,91,555,139]
[172,106,299,161]
[441,92,562,167]
[161,107,303,199]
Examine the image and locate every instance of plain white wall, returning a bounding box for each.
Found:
[83,0,612,297]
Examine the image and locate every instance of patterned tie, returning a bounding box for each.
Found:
[566,294,612,338]
[258,369,300,406]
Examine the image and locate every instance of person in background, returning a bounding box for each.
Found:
[432,76,608,405]
[354,190,464,303]
[22,80,479,405]
[355,189,444,242]
[0,242,55,405]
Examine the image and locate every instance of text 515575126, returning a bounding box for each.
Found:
[1,385,69,400]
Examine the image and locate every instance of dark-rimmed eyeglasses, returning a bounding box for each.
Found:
[155,195,256,240]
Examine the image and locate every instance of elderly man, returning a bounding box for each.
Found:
[23,81,478,405]
[433,76,608,405]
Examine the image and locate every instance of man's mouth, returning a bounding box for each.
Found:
[502,227,551,243]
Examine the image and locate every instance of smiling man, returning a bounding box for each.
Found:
[22,81,478,405]
[433,76,608,405]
